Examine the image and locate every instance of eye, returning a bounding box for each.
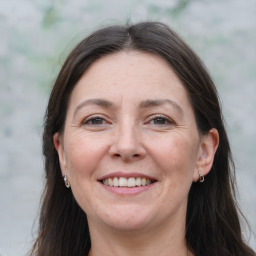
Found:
[147,115,175,126]
[152,117,169,125]
[82,116,108,126]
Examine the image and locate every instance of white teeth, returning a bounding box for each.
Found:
[102,177,153,187]
[127,177,136,187]
[136,177,142,186]
[113,177,119,187]
[119,177,127,187]
[108,178,113,186]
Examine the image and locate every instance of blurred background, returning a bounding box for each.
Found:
[0,0,255,255]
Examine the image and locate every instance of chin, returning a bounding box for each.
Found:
[95,205,157,232]
[105,217,152,232]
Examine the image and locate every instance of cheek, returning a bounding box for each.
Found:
[150,133,199,177]
[65,134,108,177]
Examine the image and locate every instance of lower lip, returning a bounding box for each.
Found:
[100,182,155,195]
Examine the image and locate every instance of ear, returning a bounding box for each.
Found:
[53,132,67,176]
[193,128,219,182]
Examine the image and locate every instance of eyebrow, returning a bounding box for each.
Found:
[139,99,183,114]
[74,98,183,116]
[74,98,113,115]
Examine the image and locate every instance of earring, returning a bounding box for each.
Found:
[198,170,204,183]
[63,174,71,188]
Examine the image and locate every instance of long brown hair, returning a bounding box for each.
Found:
[30,22,255,256]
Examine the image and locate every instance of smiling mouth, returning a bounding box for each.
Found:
[101,177,156,188]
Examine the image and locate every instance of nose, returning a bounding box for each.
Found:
[109,121,146,161]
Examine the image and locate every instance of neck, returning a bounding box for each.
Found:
[88,216,192,256]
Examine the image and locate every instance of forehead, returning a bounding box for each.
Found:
[68,51,192,111]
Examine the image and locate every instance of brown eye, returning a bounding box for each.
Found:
[90,118,104,125]
[149,115,173,126]
[153,118,168,125]
[83,117,107,125]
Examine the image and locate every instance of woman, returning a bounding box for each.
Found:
[30,22,255,256]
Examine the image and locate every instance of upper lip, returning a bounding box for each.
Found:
[98,172,157,181]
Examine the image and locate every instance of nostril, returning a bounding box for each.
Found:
[112,153,141,159]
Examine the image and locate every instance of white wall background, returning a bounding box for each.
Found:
[0,0,255,255]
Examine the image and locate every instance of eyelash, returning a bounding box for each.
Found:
[82,115,108,126]
[147,115,175,126]
[81,114,175,127]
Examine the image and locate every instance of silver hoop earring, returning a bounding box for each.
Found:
[198,171,204,183]
[63,174,71,188]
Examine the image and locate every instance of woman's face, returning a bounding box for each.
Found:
[55,51,212,232]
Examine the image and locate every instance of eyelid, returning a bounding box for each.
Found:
[80,114,175,126]
[82,114,110,125]
[146,114,176,125]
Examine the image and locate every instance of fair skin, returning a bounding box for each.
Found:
[54,51,219,256]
